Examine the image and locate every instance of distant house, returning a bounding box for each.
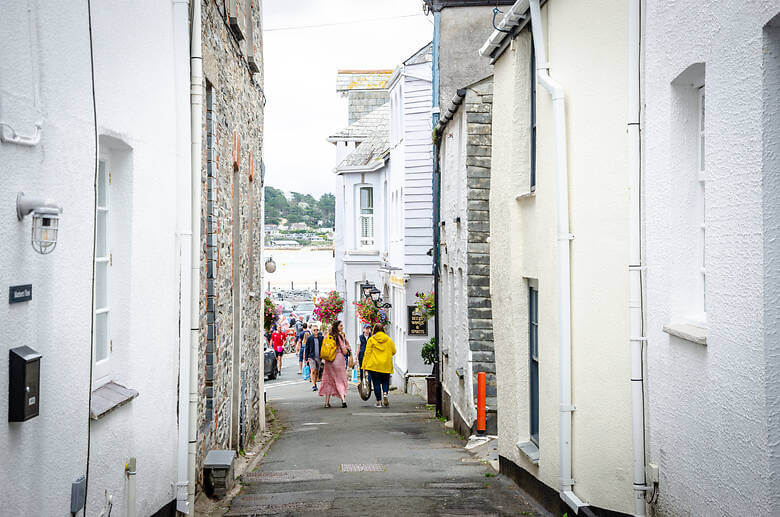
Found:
[290,222,308,231]
[264,224,278,234]
[270,239,301,248]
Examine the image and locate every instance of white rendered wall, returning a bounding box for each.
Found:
[0,2,94,514]
[85,2,182,514]
[490,1,633,512]
[439,107,475,426]
[644,2,780,515]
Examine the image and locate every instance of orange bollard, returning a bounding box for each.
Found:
[477,371,486,435]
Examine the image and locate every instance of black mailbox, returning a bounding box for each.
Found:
[9,346,41,422]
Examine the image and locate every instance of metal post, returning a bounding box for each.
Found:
[432,9,442,416]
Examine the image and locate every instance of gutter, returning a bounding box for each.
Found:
[528,0,588,512]
[173,0,193,512]
[187,0,203,512]
[627,1,650,515]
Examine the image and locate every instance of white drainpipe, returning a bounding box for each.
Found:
[188,0,203,512]
[627,0,648,515]
[528,0,587,513]
[172,0,199,513]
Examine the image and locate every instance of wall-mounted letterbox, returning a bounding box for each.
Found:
[9,346,41,422]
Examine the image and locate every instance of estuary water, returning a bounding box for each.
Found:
[264,248,335,291]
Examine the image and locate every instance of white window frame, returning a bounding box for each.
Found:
[358,186,374,248]
[94,156,112,386]
[696,86,707,321]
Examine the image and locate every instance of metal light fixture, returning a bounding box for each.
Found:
[17,192,62,255]
[370,287,381,302]
[360,281,374,299]
[264,256,276,273]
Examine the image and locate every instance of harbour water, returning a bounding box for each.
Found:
[264,248,335,291]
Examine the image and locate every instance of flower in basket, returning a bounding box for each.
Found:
[263,297,281,332]
[354,298,391,327]
[313,290,344,328]
[414,291,436,322]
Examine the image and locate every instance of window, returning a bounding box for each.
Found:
[94,158,111,384]
[529,282,539,445]
[530,40,537,191]
[697,87,706,316]
[359,186,374,247]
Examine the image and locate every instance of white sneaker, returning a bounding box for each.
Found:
[375,402,382,408]
[382,393,389,407]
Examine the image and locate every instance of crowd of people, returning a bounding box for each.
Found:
[268,316,396,409]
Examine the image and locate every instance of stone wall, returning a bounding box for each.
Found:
[198,0,265,486]
[463,79,496,425]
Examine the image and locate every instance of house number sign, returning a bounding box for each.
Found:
[9,284,32,304]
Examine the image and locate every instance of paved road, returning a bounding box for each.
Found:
[228,356,546,516]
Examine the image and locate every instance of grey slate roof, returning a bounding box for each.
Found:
[328,102,390,142]
[90,381,139,420]
[335,103,390,172]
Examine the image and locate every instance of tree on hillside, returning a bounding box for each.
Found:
[318,193,335,227]
[263,186,334,228]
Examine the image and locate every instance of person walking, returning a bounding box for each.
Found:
[304,325,323,391]
[319,320,351,408]
[295,323,309,374]
[362,323,396,408]
[271,326,285,373]
[358,324,371,368]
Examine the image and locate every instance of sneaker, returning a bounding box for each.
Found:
[342,401,347,408]
[375,402,382,408]
[382,393,389,407]
[312,385,318,391]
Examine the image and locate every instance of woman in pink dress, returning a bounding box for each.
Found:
[319,320,351,408]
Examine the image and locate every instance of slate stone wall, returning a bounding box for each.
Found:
[463,81,497,418]
[197,0,265,486]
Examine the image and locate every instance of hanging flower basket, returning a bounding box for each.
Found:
[414,291,435,322]
[354,298,390,327]
[313,290,344,328]
[264,297,282,332]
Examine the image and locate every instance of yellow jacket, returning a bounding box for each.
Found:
[362,331,396,374]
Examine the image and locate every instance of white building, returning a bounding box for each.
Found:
[1,1,193,515]
[643,2,780,515]
[381,44,436,390]
[482,1,637,514]
[330,74,391,346]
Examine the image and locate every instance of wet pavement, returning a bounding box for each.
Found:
[227,356,547,516]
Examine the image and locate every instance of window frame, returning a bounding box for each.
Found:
[93,156,112,386]
[358,186,374,248]
[697,86,706,319]
[528,281,539,446]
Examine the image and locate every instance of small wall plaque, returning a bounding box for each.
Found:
[9,284,32,304]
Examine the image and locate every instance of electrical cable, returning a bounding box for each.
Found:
[492,7,512,34]
[264,13,426,32]
[84,0,99,514]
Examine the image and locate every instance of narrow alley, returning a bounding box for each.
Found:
[225,358,544,516]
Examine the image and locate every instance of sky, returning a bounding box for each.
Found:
[262,0,433,197]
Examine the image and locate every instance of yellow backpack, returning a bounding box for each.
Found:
[320,335,338,362]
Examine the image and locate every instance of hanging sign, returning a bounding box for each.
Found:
[408,306,428,336]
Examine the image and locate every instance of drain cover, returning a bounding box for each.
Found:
[242,470,333,483]
[339,463,386,472]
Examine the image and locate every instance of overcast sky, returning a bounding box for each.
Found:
[262,0,433,197]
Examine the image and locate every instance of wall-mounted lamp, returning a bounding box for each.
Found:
[16,193,62,255]
[264,256,277,273]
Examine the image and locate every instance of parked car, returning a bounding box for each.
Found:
[264,345,278,380]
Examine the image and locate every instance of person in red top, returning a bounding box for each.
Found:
[271,328,285,372]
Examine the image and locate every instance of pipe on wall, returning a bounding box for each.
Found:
[188,0,203,512]
[627,0,649,515]
[527,0,588,512]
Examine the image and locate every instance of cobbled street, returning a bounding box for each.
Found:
[226,357,547,516]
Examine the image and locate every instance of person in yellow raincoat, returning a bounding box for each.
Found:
[361,323,396,408]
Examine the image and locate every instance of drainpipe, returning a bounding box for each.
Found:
[188,0,203,512]
[627,0,649,515]
[431,9,443,416]
[527,0,587,512]
[173,0,193,513]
